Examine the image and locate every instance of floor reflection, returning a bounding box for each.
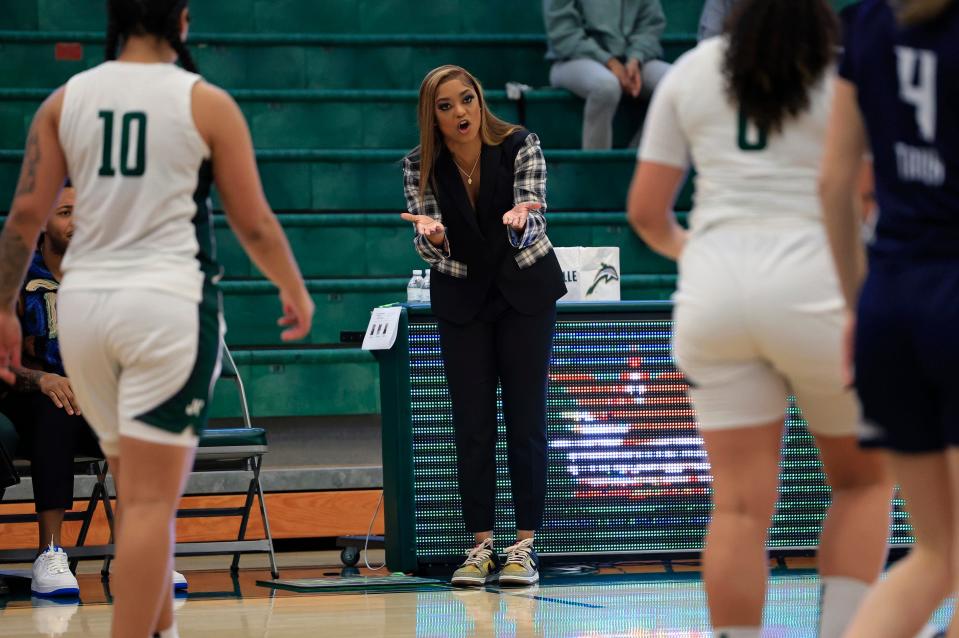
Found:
[0,567,954,637]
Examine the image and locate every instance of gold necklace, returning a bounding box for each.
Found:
[453,154,480,185]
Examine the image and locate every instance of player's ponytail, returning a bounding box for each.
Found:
[105,0,197,73]
[898,0,955,24]
[104,12,121,61]
[162,4,197,73]
[723,0,838,135]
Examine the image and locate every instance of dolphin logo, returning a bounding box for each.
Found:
[586,263,620,296]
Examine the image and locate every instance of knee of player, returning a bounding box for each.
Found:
[712,485,778,523]
[826,460,892,493]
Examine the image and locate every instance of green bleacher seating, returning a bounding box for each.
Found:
[2,0,854,421]
[0,86,664,149]
[215,214,421,278]
[3,0,546,34]
[0,31,699,91]
[214,213,680,279]
[222,278,407,345]
[1,1,859,37]
[209,348,378,418]
[0,149,667,212]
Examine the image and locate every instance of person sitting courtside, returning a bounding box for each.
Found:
[0,183,188,597]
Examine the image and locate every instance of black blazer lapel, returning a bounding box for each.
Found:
[436,148,483,238]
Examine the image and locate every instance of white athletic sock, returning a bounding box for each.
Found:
[819,576,870,638]
[156,624,179,638]
[713,627,760,638]
[914,623,944,638]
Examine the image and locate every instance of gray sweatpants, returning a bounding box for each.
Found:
[549,57,672,149]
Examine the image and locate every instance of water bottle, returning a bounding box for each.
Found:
[422,269,431,304]
[407,269,424,303]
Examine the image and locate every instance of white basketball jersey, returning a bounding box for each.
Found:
[58,61,214,303]
[638,37,835,234]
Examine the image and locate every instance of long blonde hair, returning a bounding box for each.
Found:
[414,65,521,199]
[898,0,954,24]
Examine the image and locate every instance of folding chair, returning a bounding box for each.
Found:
[0,411,113,570]
[101,341,279,579]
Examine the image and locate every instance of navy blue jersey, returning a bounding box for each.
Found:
[840,0,959,259]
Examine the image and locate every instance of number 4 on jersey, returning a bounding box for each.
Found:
[98,110,148,177]
[896,46,937,143]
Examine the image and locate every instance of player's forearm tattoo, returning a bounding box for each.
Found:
[0,227,32,308]
[15,126,40,198]
[11,366,42,393]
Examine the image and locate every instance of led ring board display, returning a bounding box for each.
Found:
[375,302,913,572]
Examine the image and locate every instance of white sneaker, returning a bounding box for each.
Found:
[31,544,79,597]
[173,570,188,591]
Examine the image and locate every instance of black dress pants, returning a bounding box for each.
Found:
[1,391,101,513]
[437,295,557,533]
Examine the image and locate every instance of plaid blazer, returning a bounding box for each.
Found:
[401,130,566,323]
[403,133,554,279]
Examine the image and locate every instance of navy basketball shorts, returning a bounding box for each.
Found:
[855,258,959,453]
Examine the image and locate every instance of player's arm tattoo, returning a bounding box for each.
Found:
[11,366,43,393]
[0,227,33,308]
[15,126,40,198]
[1,121,43,307]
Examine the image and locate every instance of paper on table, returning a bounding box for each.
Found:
[361,306,403,351]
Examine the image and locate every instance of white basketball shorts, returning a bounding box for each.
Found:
[57,286,223,456]
[672,222,859,435]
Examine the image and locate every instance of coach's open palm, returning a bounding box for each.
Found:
[0,310,20,385]
[503,202,540,231]
[401,212,445,237]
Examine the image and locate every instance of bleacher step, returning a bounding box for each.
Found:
[0,148,659,211]
[0,87,655,149]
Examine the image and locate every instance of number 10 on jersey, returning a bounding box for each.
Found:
[98,110,148,177]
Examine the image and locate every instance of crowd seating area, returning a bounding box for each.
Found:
[0,0,856,543]
[0,0,728,419]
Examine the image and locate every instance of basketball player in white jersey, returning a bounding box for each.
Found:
[626,1,892,637]
[0,2,313,637]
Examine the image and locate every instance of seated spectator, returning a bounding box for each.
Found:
[0,184,190,597]
[698,0,741,41]
[545,0,672,149]
[0,183,96,597]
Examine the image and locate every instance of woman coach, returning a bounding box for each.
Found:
[400,65,566,588]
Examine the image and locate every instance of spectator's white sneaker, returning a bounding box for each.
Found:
[31,545,79,597]
[31,596,79,636]
[173,570,188,591]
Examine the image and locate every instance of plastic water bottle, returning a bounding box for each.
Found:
[407,269,424,303]
[422,269,431,304]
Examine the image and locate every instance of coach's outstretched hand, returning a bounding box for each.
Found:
[503,202,540,231]
[401,213,446,245]
[0,309,21,386]
[401,212,445,236]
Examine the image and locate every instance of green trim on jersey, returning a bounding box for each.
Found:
[135,161,223,434]
[191,160,223,283]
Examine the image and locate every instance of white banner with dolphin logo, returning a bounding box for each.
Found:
[554,247,621,302]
